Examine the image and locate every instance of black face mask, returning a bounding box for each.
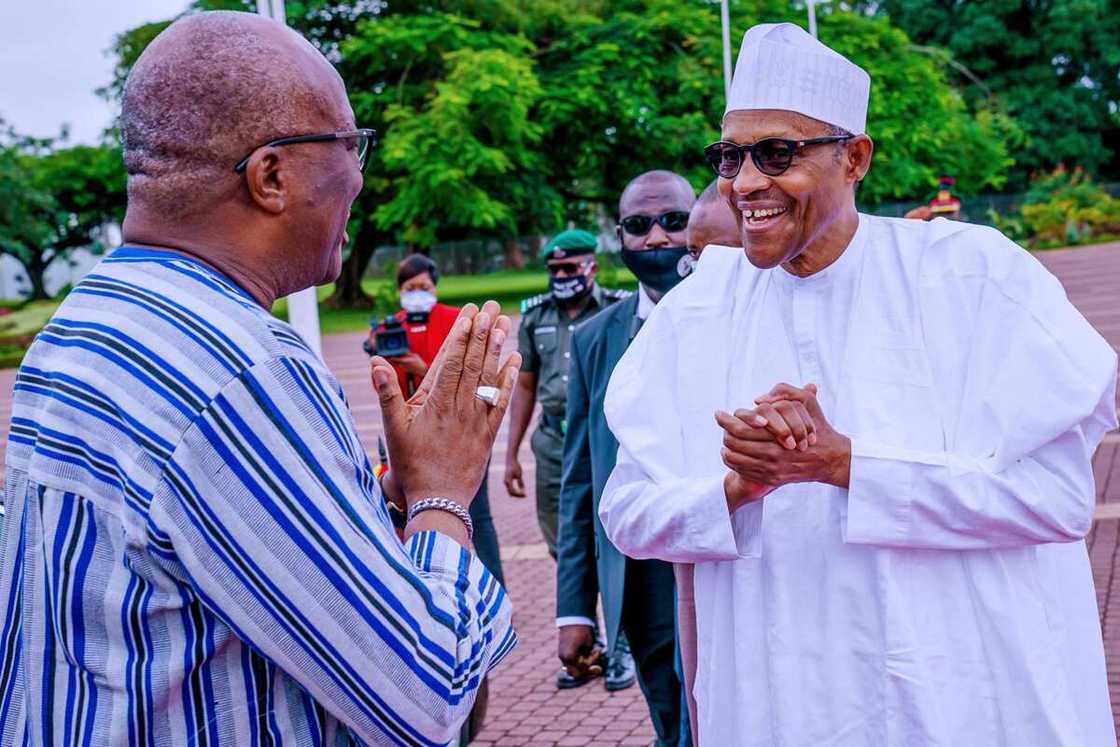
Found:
[620,246,693,294]
[549,273,593,307]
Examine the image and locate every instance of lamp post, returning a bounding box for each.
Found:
[255,0,324,358]
[807,0,818,38]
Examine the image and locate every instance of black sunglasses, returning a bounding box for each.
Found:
[619,211,690,237]
[233,128,375,173]
[704,136,853,179]
[547,259,594,276]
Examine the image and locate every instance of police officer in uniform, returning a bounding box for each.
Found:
[505,229,633,689]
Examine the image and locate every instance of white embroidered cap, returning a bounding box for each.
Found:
[726,23,870,135]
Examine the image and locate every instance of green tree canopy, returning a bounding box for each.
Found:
[101,0,1021,307]
[0,125,125,300]
[862,0,1120,186]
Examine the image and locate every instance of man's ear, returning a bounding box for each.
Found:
[243,148,287,214]
[847,135,874,184]
[615,225,623,244]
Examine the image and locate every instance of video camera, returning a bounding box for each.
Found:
[373,315,410,357]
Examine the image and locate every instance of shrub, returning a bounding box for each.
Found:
[1019,167,1120,248]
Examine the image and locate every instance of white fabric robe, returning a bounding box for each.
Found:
[600,214,1118,746]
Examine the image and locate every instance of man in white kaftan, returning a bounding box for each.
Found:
[599,22,1118,747]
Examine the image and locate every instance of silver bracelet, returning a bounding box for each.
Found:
[407,498,473,541]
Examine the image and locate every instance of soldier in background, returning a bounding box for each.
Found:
[905,174,963,221]
[505,229,632,689]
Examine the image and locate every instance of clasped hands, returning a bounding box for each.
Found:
[716,383,852,513]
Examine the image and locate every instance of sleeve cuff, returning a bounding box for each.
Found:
[683,474,762,560]
[556,616,597,629]
[406,530,473,576]
[843,439,915,546]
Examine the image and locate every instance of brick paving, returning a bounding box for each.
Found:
[0,241,1117,744]
[322,329,658,746]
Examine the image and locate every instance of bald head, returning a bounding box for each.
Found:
[619,170,695,218]
[617,170,694,252]
[688,179,741,257]
[121,11,351,218]
[119,10,364,307]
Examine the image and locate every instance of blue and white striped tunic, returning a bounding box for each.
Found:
[0,247,515,746]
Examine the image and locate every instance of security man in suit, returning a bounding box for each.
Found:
[505,229,632,690]
[555,171,705,746]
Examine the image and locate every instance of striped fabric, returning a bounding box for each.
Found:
[0,247,515,746]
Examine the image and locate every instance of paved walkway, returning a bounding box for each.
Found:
[328,241,1120,744]
[0,241,1116,744]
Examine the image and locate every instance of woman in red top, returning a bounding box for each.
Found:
[364,255,505,585]
[365,255,461,396]
[365,255,505,742]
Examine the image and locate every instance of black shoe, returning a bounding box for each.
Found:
[557,667,596,690]
[604,644,636,692]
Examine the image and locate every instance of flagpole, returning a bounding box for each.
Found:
[720,0,732,101]
[256,0,324,358]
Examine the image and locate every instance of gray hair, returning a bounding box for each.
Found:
[120,11,335,218]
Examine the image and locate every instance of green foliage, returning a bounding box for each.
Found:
[817,13,1023,204]
[1019,167,1120,248]
[365,25,549,245]
[985,208,1028,244]
[865,0,1120,186]
[94,0,1024,306]
[0,344,26,370]
[369,262,401,315]
[0,124,125,299]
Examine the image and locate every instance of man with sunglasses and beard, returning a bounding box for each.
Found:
[599,23,1116,746]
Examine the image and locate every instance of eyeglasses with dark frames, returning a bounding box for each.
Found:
[233,128,375,173]
[703,135,853,179]
[619,211,691,237]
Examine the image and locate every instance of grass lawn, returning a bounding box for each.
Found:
[0,301,65,339]
[274,266,638,335]
[0,266,640,365]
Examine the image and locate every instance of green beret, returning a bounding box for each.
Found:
[541,229,598,260]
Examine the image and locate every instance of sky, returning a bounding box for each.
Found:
[0,1,191,145]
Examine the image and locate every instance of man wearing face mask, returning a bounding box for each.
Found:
[507,230,631,687]
[507,230,630,559]
[555,171,696,745]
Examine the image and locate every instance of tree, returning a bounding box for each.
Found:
[816,11,1023,202]
[0,127,125,300]
[862,0,1120,187]
[102,0,1019,308]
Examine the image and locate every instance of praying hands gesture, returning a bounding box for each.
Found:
[372,301,522,544]
[715,383,852,513]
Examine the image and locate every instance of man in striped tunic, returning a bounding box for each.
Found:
[0,11,518,746]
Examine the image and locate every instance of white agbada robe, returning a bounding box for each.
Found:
[600,214,1118,746]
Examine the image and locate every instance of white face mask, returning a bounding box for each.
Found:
[401,289,437,314]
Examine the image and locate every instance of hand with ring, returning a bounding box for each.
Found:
[371,301,522,535]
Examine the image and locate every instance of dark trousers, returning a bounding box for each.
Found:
[621,557,683,747]
[530,423,563,558]
[469,469,504,587]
